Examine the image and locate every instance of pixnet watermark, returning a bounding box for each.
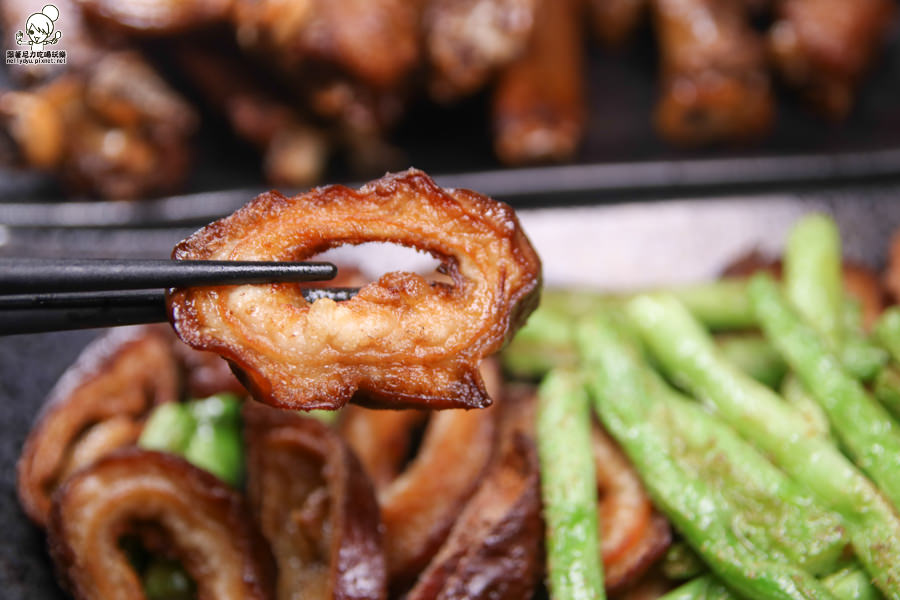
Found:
[6,4,66,66]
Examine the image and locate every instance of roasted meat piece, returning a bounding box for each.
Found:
[244,405,386,600]
[17,326,179,526]
[232,0,420,90]
[652,0,774,145]
[424,0,538,102]
[342,362,501,585]
[592,423,671,592]
[0,51,197,199]
[769,0,895,119]
[75,0,232,34]
[491,0,585,165]
[167,169,542,411]
[588,0,647,47]
[406,432,543,599]
[48,449,274,600]
[405,375,542,599]
[173,47,329,186]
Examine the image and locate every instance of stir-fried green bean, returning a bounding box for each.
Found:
[138,403,196,454]
[537,369,605,600]
[716,334,787,389]
[578,313,837,600]
[660,567,879,600]
[143,559,195,600]
[626,293,900,599]
[875,307,900,364]
[660,575,733,600]
[875,365,900,420]
[840,300,889,382]
[780,375,832,440]
[662,543,706,581]
[139,394,244,486]
[822,566,882,600]
[503,305,577,378]
[750,274,900,509]
[784,214,844,348]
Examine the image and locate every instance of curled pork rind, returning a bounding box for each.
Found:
[592,423,671,592]
[405,401,543,599]
[47,449,274,600]
[342,361,501,585]
[244,405,387,600]
[167,169,542,411]
[17,326,179,526]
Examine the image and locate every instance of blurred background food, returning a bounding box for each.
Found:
[0,0,897,201]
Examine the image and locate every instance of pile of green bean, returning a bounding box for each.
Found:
[514,215,900,600]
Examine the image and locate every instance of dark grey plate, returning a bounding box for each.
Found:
[2,187,900,599]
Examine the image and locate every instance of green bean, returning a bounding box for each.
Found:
[823,566,882,600]
[750,274,900,509]
[590,324,845,573]
[503,283,756,381]
[537,369,605,600]
[502,306,577,379]
[660,567,879,600]
[875,365,900,420]
[577,313,837,600]
[875,307,900,364]
[659,383,845,575]
[660,575,734,600]
[782,215,886,381]
[625,292,900,599]
[547,281,756,331]
[305,409,341,424]
[784,214,844,348]
[662,542,706,581]
[183,421,244,486]
[669,279,756,331]
[781,375,832,440]
[188,393,242,425]
[143,559,195,600]
[841,299,889,382]
[138,403,196,454]
[716,334,787,389]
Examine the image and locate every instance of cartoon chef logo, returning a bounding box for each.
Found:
[6,4,66,65]
[16,5,62,52]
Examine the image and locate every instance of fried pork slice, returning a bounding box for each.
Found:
[173,47,329,186]
[232,0,420,90]
[491,0,585,165]
[167,169,542,411]
[424,0,538,102]
[244,405,386,600]
[76,0,232,33]
[653,0,774,145]
[592,423,671,593]
[0,51,197,199]
[342,362,501,586]
[18,326,179,527]
[588,0,647,47]
[769,0,895,119]
[48,449,274,600]
[406,432,543,599]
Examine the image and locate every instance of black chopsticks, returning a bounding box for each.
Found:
[0,258,337,293]
[0,259,359,335]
